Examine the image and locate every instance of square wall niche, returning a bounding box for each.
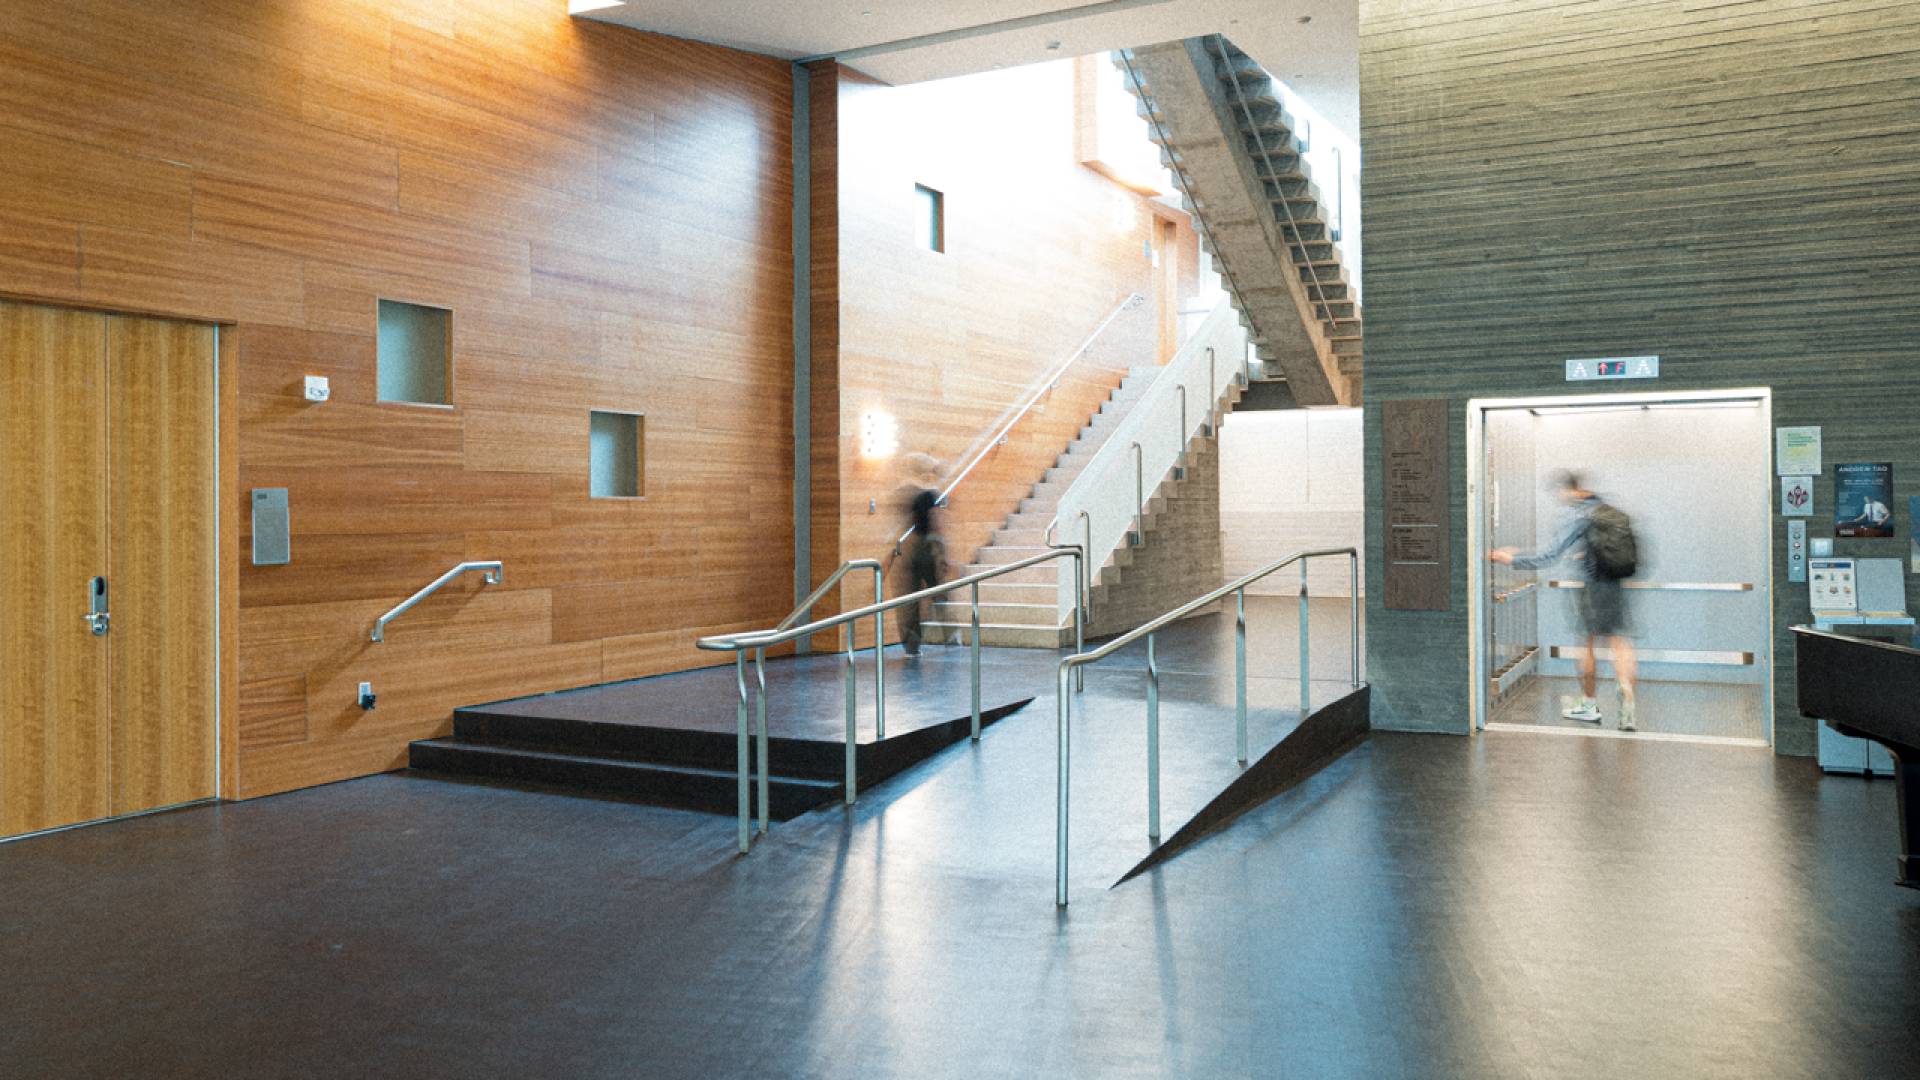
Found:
[590,410,645,499]
[377,299,452,406]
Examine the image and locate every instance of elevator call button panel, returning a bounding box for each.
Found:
[1809,558,1857,614]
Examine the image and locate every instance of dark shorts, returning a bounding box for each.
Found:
[1579,578,1630,639]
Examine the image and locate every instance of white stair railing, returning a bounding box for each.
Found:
[1052,300,1249,619]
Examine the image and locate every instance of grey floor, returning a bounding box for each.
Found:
[1492,674,1767,742]
[4,597,1917,1079]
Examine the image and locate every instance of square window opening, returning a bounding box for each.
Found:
[590,410,644,499]
[914,184,944,253]
[377,299,452,406]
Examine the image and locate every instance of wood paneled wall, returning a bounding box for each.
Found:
[831,60,1200,631]
[1358,0,1920,752]
[0,0,797,796]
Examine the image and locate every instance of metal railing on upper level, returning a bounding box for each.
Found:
[696,546,1088,855]
[895,292,1146,551]
[1051,546,1359,905]
[371,561,503,643]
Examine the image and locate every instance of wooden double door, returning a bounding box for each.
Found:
[1,300,218,838]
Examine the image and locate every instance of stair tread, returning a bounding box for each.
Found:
[413,738,839,789]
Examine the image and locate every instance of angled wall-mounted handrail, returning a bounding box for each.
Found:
[371,561,503,643]
[895,291,1146,550]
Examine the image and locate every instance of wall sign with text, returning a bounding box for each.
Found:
[1565,356,1659,381]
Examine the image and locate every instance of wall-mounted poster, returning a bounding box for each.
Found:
[1780,475,1814,517]
[1776,426,1822,476]
[1835,462,1894,538]
[1911,497,1920,571]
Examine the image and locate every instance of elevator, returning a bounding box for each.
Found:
[1469,390,1773,744]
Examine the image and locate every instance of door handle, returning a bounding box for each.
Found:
[84,575,109,636]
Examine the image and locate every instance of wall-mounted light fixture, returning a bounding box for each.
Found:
[568,0,624,14]
[862,411,899,459]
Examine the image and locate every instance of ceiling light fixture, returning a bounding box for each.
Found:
[567,0,624,13]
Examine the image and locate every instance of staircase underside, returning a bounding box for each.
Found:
[1122,39,1360,408]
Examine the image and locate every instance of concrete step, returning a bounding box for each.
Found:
[962,561,1056,586]
[974,545,1049,566]
[929,600,1058,627]
[922,621,1070,650]
[991,526,1050,548]
[976,581,1058,605]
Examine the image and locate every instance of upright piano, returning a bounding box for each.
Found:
[1793,625,1920,889]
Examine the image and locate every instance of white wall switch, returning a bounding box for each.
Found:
[303,375,331,402]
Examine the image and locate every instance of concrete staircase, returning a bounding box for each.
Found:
[925,364,1165,648]
[1117,36,1362,408]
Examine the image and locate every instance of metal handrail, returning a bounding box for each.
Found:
[1051,546,1360,906]
[370,561,502,643]
[895,292,1146,549]
[695,546,1088,855]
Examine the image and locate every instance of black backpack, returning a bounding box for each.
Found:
[1586,502,1638,580]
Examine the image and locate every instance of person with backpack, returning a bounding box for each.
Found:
[1490,470,1640,730]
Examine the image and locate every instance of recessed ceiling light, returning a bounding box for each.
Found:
[1298,14,1313,23]
[1046,39,1062,50]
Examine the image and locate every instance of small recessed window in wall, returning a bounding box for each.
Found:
[590,410,645,499]
[376,299,452,406]
[914,184,944,253]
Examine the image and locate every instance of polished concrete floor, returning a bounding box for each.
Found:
[1492,675,1768,743]
[5,598,1917,1079]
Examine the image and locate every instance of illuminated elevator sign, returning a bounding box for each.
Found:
[1566,356,1659,381]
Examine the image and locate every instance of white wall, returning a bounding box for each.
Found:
[1219,408,1364,596]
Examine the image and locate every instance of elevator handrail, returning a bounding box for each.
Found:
[894,292,1146,551]
[1051,546,1359,905]
[370,561,503,643]
[695,546,1088,856]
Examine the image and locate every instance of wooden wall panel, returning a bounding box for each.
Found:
[0,1,796,798]
[1358,0,1920,752]
[832,61,1200,641]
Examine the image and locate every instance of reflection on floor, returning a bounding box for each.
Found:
[1492,674,1766,743]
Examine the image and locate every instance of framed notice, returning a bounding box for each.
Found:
[1776,426,1821,476]
[1835,462,1894,538]
[1382,398,1450,610]
[1780,475,1813,517]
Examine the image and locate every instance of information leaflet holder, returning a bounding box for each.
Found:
[1810,557,1907,776]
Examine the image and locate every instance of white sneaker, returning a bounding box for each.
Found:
[1561,696,1602,723]
[1617,691,1637,732]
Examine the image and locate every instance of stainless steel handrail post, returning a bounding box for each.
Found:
[1235,587,1248,764]
[970,580,982,740]
[1349,552,1360,686]
[1056,662,1072,907]
[1072,550,1085,692]
[1206,348,1216,436]
[873,567,886,740]
[754,648,769,837]
[844,623,858,804]
[1298,561,1311,717]
[1177,384,1187,455]
[1079,511,1093,618]
[1147,632,1161,840]
[1130,441,1145,541]
[735,651,750,854]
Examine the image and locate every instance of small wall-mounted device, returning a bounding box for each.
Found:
[357,682,376,710]
[251,488,290,566]
[1788,520,1807,584]
[303,375,331,402]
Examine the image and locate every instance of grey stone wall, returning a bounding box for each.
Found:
[1359,0,1920,754]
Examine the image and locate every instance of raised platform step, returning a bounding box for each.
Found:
[923,621,1070,649]
[409,738,838,821]
[408,654,1034,818]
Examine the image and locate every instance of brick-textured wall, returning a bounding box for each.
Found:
[1360,0,1920,753]
[1088,437,1224,638]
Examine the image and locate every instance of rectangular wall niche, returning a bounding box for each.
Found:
[590,410,644,498]
[376,299,452,405]
[914,183,944,253]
